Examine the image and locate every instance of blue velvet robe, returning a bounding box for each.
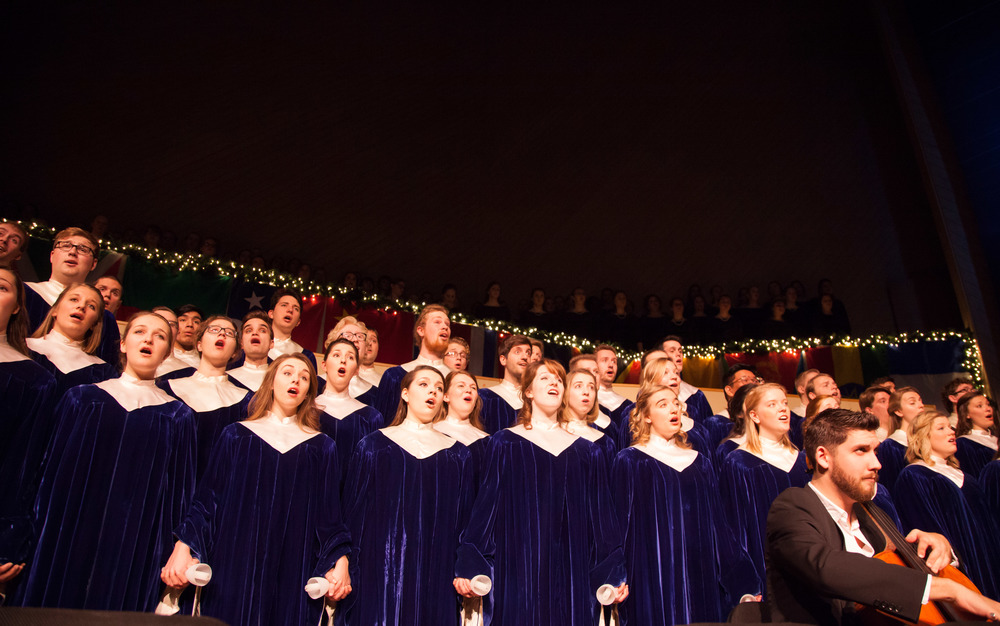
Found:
[683,388,713,424]
[17,385,197,611]
[612,447,759,625]
[158,379,251,481]
[0,361,57,565]
[894,465,1000,600]
[875,437,907,491]
[29,350,118,397]
[478,388,520,435]
[720,449,809,588]
[23,287,121,366]
[372,365,405,422]
[613,400,636,450]
[456,432,626,626]
[787,411,805,450]
[339,431,473,626]
[354,385,377,408]
[684,420,715,465]
[873,483,904,533]
[175,424,351,626]
[599,400,633,439]
[714,438,741,469]
[318,405,383,493]
[704,414,735,450]
[981,460,1000,522]
[955,437,996,480]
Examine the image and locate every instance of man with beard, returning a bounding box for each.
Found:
[478,334,532,434]
[372,304,451,420]
[765,409,1000,625]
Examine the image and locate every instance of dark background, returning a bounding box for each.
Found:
[1,2,997,338]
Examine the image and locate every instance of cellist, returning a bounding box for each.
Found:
[765,408,1000,625]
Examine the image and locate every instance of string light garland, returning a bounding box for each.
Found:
[15,220,985,384]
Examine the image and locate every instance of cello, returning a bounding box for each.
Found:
[856,501,981,625]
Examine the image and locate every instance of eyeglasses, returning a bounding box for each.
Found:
[204,326,237,339]
[340,331,366,341]
[53,241,96,257]
[445,351,469,359]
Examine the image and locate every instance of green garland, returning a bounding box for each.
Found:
[17,220,983,384]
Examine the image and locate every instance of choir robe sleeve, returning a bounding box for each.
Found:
[175,427,350,626]
[720,451,810,586]
[893,466,1000,600]
[96,310,122,366]
[614,400,636,450]
[875,439,907,491]
[704,414,735,450]
[17,389,197,611]
[955,438,995,480]
[372,365,405,421]
[612,449,759,625]
[22,287,48,334]
[478,388,519,435]
[0,362,57,565]
[685,389,713,424]
[685,422,715,466]
[340,433,473,626]
[982,460,1000,522]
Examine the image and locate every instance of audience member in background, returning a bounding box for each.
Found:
[666,297,691,344]
[661,336,713,424]
[479,334,531,434]
[858,385,893,441]
[227,311,273,392]
[443,337,470,372]
[761,300,791,339]
[520,288,552,330]
[358,327,382,388]
[708,295,743,343]
[267,288,317,370]
[954,391,997,479]
[602,290,635,348]
[93,276,123,316]
[389,278,406,301]
[941,376,976,428]
[561,287,593,339]
[372,304,451,420]
[638,294,666,350]
[89,215,109,240]
[0,221,28,268]
[24,227,120,364]
[473,281,510,322]
[440,284,459,312]
[871,376,896,393]
[528,337,544,363]
[808,279,851,337]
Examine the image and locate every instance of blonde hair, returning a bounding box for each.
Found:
[628,385,690,448]
[439,370,484,430]
[743,382,797,455]
[562,369,600,424]
[246,354,321,431]
[32,283,105,355]
[638,357,676,395]
[905,408,960,468]
[517,359,567,428]
[324,315,365,350]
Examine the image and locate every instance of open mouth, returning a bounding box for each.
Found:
[462,393,473,402]
[215,339,225,348]
[139,346,153,356]
[69,311,84,322]
[288,387,299,398]
[425,398,437,408]
[250,337,261,345]
[283,315,293,324]
[337,367,346,376]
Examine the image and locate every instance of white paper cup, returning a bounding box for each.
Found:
[305,577,330,600]
[187,563,213,587]
[470,575,492,596]
[596,584,617,606]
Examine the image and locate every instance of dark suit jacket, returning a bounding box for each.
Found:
[765,486,927,626]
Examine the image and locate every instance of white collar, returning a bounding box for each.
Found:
[0,332,29,363]
[717,408,731,419]
[597,387,626,411]
[156,353,193,377]
[742,436,798,472]
[489,379,524,410]
[348,375,373,398]
[434,416,488,446]
[681,414,695,433]
[240,412,320,454]
[807,483,873,556]
[381,416,457,459]
[316,388,366,419]
[636,432,699,471]
[27,331,105,373]
[678,380,698,402]
[97,373,175,411]
[876,426,888,442]
[914,456,964,488]
[26,279,68,305]
[240,361,269,371]
[509,415,578,456]
[269,337,304,359]
[168,373,248,412]
[228,363,267,392]
[172,346,201,368]
[593,411,611,429]
[888,429,908,446]
[962,429,998,451]
[358,366,382,387]
[564,418,604,443]
[401,355,449,376]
